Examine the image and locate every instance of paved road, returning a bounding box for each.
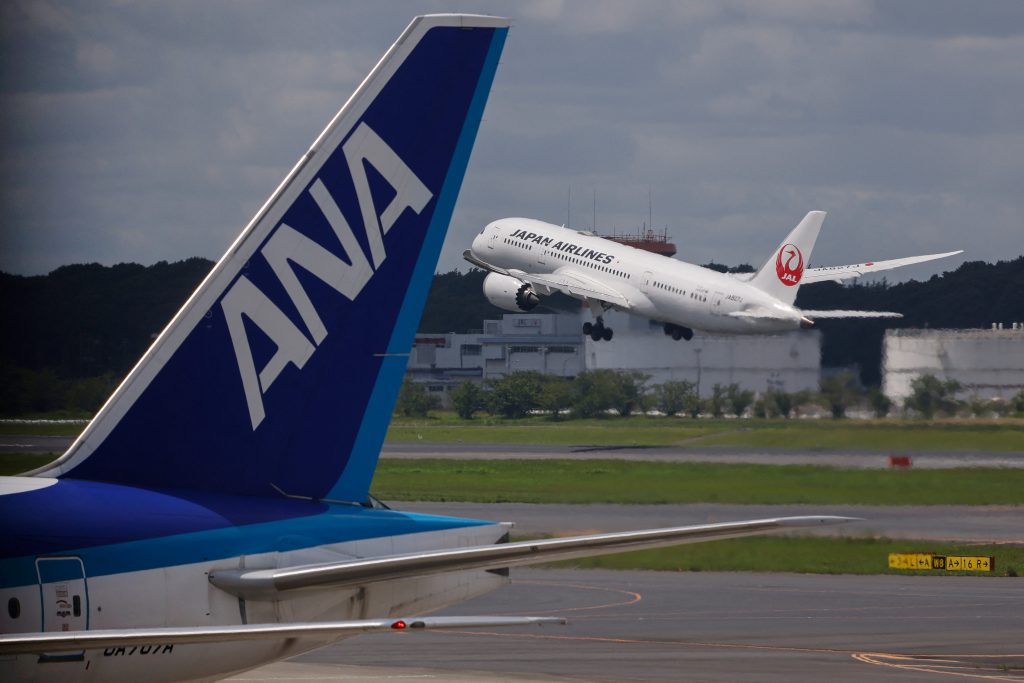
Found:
[0,435,74,454]
[5,436,1024,468]
[232,569,1024,682]
[396,501,1024,544]
[384,442,1024,469]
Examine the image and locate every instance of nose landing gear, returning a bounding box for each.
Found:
[583,317,613,342]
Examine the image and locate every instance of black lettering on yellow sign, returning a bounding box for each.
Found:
[946,556,994,572]
[888,552,934,570]
[888,553,994,572]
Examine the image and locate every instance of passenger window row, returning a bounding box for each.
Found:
[546,250,629,279]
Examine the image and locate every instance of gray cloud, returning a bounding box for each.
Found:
[1,0,1022,279]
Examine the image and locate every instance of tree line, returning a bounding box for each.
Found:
[1,255,1021,415]
[396,371,1024,421]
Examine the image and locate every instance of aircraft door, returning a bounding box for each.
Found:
[642,271,653,294]
[36,556,89,635]
[711,291,725,315]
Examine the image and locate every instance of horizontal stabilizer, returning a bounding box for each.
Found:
[210,516,856,599]
[727,308,784,320]
[802,250,962,284]
[0,616,564,655]
[802,310,903,318]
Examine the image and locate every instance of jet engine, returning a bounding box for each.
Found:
[482,272,540,312]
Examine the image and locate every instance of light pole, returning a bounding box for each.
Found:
[694,347,702,399]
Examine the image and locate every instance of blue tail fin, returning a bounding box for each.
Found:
[38,15,509,502]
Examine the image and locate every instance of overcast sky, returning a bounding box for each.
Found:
[2,1,1022,281]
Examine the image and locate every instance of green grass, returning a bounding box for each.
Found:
[3,414,1022,449]
[11,454,1021,505]
[0,421,88,437]
[372,459,1024,505]
[0,454,57,475]
[387,414,1024,452]
[543,535,1023,577]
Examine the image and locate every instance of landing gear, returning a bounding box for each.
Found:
[663,323,693,341]
[584,317,613,342]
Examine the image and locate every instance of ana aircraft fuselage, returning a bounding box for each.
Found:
[1,477,508,682]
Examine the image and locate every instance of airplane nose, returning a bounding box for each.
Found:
[471,228,488,254]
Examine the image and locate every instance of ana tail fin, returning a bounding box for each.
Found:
[36,15,509,504]
[748,211,826,305]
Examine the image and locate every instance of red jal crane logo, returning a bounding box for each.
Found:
[775,244,804,286]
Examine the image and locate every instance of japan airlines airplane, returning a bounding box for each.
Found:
[465,215,961,341]
[0,15,850,683]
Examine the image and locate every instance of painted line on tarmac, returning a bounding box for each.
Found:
[500,579,641,615]
[440,629,1024,681]
[852,652,1024,681]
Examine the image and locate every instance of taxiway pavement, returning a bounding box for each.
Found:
[233,568,1023,682]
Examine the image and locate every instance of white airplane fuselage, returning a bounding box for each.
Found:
[472,218,805,335]
[1,476,509,683]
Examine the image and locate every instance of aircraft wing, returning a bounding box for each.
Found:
[802,250,962,284]
[464,249,631,308]
[800,310,903,318]
[210,516,853,599]
[513,269,631,308]
[0,616,564,655]
[729,308,902,322]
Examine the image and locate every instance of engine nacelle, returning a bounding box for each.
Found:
[482,272,540,312]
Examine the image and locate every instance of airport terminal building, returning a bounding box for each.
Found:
[408,311,822,405]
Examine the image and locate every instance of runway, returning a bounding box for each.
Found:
[231,569,1024,682]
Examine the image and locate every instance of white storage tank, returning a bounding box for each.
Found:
[883,328,1024,401]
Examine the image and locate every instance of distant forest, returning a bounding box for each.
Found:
[2,256,1022,413]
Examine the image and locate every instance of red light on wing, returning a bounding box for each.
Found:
[391,620,407,630]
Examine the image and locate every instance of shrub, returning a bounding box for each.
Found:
[904,374,962,418]
[449,381,485,420]
[395,379,439,417]
[820,373,860,419]
[571,369,622,418]
[725,383,754,418]
[651,380,696,417]
[486,371,545,419]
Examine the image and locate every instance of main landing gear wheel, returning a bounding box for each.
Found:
[664,323,694,341]
[584,317,614,342]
